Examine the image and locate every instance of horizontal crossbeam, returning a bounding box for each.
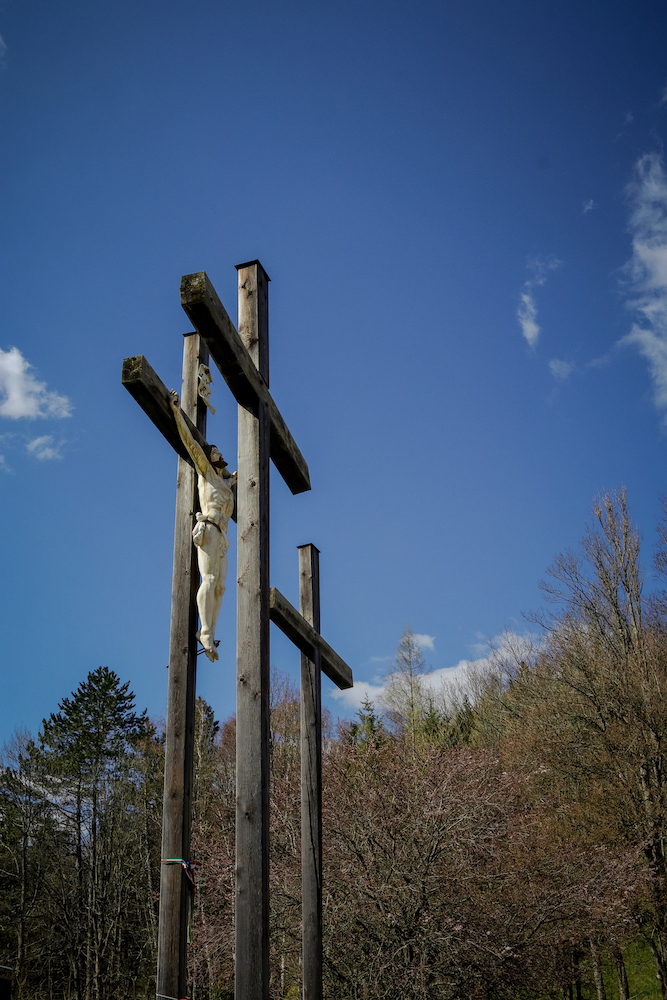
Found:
[122,355,206,461]
[180,272,311,496]
[121,354,237,521]
[269,588,353,691]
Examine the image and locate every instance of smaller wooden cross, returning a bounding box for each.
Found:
[270,545,353,1000]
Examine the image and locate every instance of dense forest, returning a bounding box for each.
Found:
[3,489,667,999]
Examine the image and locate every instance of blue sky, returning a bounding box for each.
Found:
[2,0,667,736]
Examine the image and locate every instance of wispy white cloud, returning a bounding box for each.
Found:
[467,631,539,668]
[469,634,492,659]
[331,660,474,711]
[330,679,386,712]
[517,290,540,347]
[367,633,434,666]
[583,199,595,214]
[549,359,575,381]
[660,85,667,106]
[330,661,476,712]
[587,353,612,370]
[615,112,634,141]
[517,257,561,347]
[330,631,537,714]
[27,435,63,461]
[0,455,9,473]
[413,633,435,651]
[618,153,667,422]
[423,661,475,692]
[0,348,71,420]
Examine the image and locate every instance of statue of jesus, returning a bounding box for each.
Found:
[169,389,235,662]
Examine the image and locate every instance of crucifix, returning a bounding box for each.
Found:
[122,260,353,1000]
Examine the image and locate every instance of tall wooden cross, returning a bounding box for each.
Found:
[122,260,353,1000]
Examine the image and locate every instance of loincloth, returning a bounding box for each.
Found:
[193,511,228,550]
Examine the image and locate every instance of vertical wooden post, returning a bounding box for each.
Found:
[235,260,271,1000]
[298,544,322,1000]
[157,333,209,1000]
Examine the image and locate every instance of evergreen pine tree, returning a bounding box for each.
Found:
[37,667,149,1000]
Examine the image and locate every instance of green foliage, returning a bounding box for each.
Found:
[1,668,160,1000]
[622,939,663,1000]
[348,694,383,747]
[194,696,221,827]
[0,729,67,993]
[380,627,476,750]
[39,665,148,779]
[416,695,475,747]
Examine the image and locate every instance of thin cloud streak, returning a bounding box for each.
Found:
[549,359,575,381]
[27,435,63,461]
[619,153,667,422]
[0,347,72,420]
[517,289,540,347]
[517,257,561,348]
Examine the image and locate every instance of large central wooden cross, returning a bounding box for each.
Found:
[122,261,353,1000]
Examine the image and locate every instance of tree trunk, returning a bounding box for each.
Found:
[611,944,630,1000]
[646,934,667,999]
[76,781,84,1000]
[85,778,97,1000]
[589,937,607,1000]
[573,947,583,1000]
[143,776,158,952]
[17,825,27,983]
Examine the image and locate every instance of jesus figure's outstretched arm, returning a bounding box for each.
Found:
[169,390,213,477]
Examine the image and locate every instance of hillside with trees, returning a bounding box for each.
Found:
[3,490,667,999]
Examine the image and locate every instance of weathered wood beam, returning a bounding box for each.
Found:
[122,354,236,521]
[269,588,353,691]
[235,260,271,1000]
[180,271,311,496]
[299,544,323,1000]
[122,354,214,464]
[156,334,207,1000]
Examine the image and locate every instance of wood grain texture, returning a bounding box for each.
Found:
[122,354,204,463]
[156,335,209,1000]
[122,353,237,522]
[269,588,353,691]
[179,271,311,496]
[234,261,271,1000]
[299,544,322,1000]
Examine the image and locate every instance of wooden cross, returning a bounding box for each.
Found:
[270,546,352,1000]
[122,260,353,1000]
